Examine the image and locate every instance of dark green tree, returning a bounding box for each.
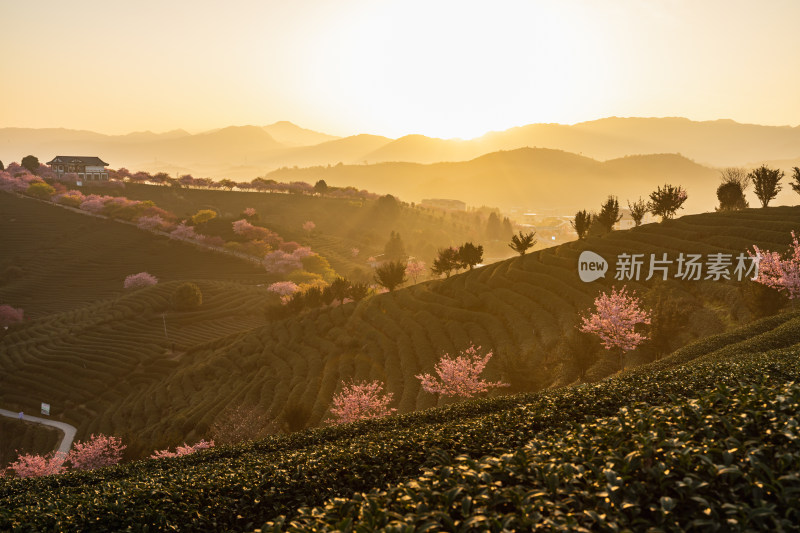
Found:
[374,261,407,292]
[627,198,647,227]
[716,182,748,211]
[749,165,783,208]
[329,277,351,305]
[502,217,514,239]
[21,155,39,174]
[790,167,800,197]
[648,184,688,221]
[431,247,460,278]
[348,282,371,302]
[571,210,593,239]
[0,160,4,171]
[486,212,504,240]
[383,231,407,262]
[595,196,622,233]
[560,329,600,382]
[172,282,203,310]
[457,242,483,270]
[509,230,537,255]
[314,179,329,195]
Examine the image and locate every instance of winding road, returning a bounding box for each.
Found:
[0,408,77,455]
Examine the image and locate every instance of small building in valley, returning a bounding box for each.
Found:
[47,156,109,182]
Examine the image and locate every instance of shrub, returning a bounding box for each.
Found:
[25,182,56,200]
[150,439,214,459]
[172,282,203,310]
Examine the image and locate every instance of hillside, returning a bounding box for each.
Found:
[87,182,512,275]
[0,193,275,318]
[2,202,799,461]
[265,147,730,212]
[2,311,799,530]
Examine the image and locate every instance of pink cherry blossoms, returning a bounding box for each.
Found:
[579,285,651,352]
[267,281,299,296]
[416,344,509,398]
[7,452,66,478]
[751,231,800,300]
[150,439,215,459]
[0,304,24,327]
[329,380,396,424]
[124,272,158,290]
[67,434,126,470]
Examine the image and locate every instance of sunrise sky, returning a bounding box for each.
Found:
[2,0,799,139]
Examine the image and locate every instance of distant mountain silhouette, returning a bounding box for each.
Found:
[264,147,754,214]
[262,121,340,147]
[2,117,798,182]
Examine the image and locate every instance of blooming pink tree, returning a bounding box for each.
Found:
[329,380,396,424]
[232,219,270,241]
[150,439,214,459]
[351,247,360,257]
[67,434,126,470]
[579,285,651,369]
[263,250,303,274]
[267,281,299,296]
[751,231,800,303]
[416,344,509,398]
[243,207,257,217]
[405,259,427,284]
[302,220,316,233]
[137,215,166,230]
[124,272,158,290]
[170,222,198,241]
[8,451,66,478]
[79,195,108,214]
[0,304,24,327]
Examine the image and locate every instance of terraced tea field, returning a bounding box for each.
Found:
[0,193,275,318]
[0,279,278,457]
[2,309,800,530]
[3,195,798,458]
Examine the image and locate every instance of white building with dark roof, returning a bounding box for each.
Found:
[47,156,109,182]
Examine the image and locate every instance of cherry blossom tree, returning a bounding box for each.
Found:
[302,220,316,232]
[8,451,66,478]
[170,222,198,241]
[405,259,427,283]
[579,285,651,370]
[263,250,303,274]
[351,247,360,257]
[150,439,214,459]
[243,207,257,217]
[0,304,24,327]
[136,215,166,230]
[124,272,158,290]
[329,380,396,424]
[232,219,270,241]
[79,195,108,214]
[416,344,509,398]
[751,231,800,303]
[67,434,126,470]
[267,281,299,296]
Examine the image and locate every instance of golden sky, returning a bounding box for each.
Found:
[2,0,799,139]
